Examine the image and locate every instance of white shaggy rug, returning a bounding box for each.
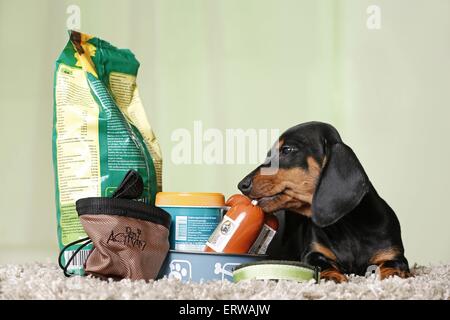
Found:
[0,262,448,300]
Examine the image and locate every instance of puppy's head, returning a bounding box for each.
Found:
[238,121,370,227]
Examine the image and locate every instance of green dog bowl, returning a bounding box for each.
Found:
[232,260,320,283]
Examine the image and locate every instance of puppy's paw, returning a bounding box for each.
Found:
[379,267,411,280]
[320,269,348,283]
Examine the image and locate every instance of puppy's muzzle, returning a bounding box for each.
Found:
[238,175,253,195]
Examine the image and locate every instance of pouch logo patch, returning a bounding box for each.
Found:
[107,226,147,250]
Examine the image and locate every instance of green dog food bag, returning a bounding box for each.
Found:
[53,30,162,275]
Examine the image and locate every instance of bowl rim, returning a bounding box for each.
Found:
[167,249,268,258]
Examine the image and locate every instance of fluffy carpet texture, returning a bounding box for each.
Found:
[0,262,448,300]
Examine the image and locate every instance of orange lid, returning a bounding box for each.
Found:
[155,192,225,207]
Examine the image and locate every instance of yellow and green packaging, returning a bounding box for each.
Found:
[52,30,162,275]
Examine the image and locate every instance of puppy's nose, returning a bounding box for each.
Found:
[238,176,253,195]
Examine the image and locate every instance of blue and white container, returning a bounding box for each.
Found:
[155,192,225,251]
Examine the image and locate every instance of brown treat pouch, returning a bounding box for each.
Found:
[76,198,170,281]
[58,170,171,281]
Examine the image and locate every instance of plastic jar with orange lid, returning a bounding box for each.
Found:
[155,192,225,251]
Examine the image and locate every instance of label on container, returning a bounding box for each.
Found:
[173,214,220,251]
[206,215,238,252]
[248,224,277,254]
[175,216,188,241]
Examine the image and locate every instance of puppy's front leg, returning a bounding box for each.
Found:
[320,267,348,283]
[304,251,347,283]
[369,248,411,280]
[377,259,411,280]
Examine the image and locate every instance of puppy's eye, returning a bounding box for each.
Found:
[280,145,296,155]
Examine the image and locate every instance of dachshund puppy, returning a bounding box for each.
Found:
[238,122,410,282]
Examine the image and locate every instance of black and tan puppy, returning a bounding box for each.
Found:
[238,121,410,282]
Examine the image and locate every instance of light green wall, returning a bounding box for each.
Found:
[0,0,448,265]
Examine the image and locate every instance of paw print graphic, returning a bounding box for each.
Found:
[168,260,192,281]
[214,262,240,280]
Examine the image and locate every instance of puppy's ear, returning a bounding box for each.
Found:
[312,143,370,227]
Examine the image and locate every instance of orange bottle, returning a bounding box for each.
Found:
[225,193,251,207]
[248,214,279,254]
[205,195,264,254]
[224,194,279,254]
